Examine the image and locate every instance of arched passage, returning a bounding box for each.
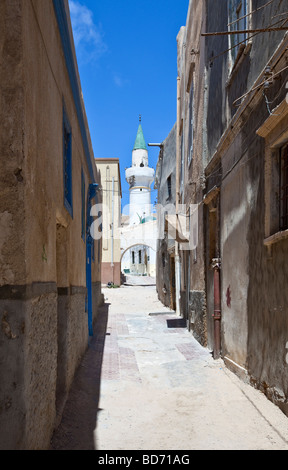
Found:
[120,219,158,282]
[121,243,156,279]
[120,242,156,262]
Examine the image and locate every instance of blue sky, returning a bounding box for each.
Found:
[68,0,189,209]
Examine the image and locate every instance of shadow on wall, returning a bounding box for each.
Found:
[50,302,110,450]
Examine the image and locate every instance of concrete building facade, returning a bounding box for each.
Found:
[95,158,122,286]
[176,1,207,346]
[170,0,288,415]
[0,0,102,449]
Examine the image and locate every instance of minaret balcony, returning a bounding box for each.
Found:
[125,166,154,189]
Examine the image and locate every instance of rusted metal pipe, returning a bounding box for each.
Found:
[175,76,181,316]
[212,258,221,359]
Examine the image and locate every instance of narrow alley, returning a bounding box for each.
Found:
[4,0,288,452]
[51,282,288,451]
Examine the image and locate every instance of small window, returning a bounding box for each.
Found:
[164,210,168,233]
[256,99,288,246]
[132,251,135,264]
[139,250,142,264]
[63,105,73,217]
[167,175,172,199]
[228,0,248,68]
[188,79,194,166]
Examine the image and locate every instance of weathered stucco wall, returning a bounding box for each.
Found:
[0,0,26,286]
[245,97,288,414]
[204,0,288,412]
[0,0,102,449]
[220,144,251,367]
[0,0,30,449]
[177,0,207,345]
[205,0,228,162]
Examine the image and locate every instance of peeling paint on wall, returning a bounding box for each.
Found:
[226,285,231,308]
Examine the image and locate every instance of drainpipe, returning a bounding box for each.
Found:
[175,76,181,316]
[211,257,221,359]
[86,183,99,336]
[111,176,115,284]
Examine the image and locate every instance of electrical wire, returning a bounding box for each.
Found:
[204,76,288,184]
[228,0,275,27]
[175,3,288,198]
[271,11,288,21]
[209,15,288,65]
[233,63,288,106]
[203,26,288,36]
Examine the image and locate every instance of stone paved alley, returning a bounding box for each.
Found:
[51,281,288,451]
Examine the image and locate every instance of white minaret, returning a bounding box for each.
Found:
[125,116,154,226]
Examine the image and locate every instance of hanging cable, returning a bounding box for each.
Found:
[208,15,288,65]
[228,0,275,27]
[233,63,288,106]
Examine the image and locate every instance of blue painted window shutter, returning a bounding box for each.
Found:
[81,169,86,240]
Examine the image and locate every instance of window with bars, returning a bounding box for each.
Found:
[63,106,73,217]
[280,143,288,231]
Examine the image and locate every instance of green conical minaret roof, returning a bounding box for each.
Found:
[133,116,148,151]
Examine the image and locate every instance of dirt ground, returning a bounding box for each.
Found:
[51,281,288,451]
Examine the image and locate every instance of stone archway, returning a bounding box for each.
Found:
[120,242,156,262]
[120,220,158,281]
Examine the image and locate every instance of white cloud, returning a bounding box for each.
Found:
[69,1,107,63]
[113,74,130,88]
